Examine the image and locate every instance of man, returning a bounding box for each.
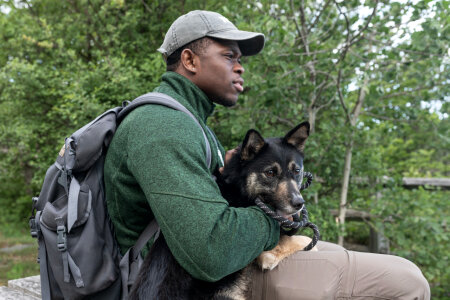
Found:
[104,10,430,299]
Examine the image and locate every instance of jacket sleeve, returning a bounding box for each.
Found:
[126,105,280,282]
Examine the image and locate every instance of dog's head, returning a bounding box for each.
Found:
[222,122,310,216]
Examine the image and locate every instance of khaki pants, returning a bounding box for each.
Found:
[251,241,430,300]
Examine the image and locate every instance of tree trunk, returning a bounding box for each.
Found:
[338,135,354,246]
[336,63,369,246]
[308,106,317,133]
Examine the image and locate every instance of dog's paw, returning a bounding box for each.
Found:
[256,236,318,271]
[292,235,319,252]
[257,252,280,270]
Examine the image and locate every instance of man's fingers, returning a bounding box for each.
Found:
[225,148,238,162]
[219,147,239,174]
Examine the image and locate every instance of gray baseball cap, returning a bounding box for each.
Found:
[158,10,265,58]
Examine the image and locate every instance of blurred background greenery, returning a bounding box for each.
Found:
[0,0,448,297]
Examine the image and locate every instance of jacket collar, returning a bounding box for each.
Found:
[154,72,215,123]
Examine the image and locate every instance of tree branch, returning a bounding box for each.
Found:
[336,69,351,123]
[362,111,414,122]
[313,74,334,107]
[378,85,436,101]
[140,0,153,14]
[296,0,311,56]
[334,0,351,63]
[317,95,336,112]
[362,35,445,58]
[348,1,379,47]
[308,0,333,34]
[289,3,303,41]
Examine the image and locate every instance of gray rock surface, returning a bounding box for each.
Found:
[0,276,41,300]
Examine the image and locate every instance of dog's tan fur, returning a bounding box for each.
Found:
[257,235,318,270]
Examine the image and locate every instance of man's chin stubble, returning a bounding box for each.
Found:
[214,97,239,107]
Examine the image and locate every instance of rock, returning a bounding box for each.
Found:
[0,276,41,300]
[8,276,41,298]
[0,285,40,300]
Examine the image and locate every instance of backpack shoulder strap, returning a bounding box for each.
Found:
[117,92,212,169]
[131,219,160,261]
[118,92,215,298]
[119,219,160,298]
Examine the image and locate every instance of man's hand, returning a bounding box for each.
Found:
[218,147,239,174]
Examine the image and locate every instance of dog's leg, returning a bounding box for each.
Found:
[212,268,250,300]
[257,235,318,270]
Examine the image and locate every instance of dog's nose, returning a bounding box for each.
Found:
[291,193,305,210]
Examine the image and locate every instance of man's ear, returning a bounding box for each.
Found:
[241,129,265,161]
[283,121,310,152]
[180,49,198,73]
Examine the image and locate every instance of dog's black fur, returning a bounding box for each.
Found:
[129,122,310,300]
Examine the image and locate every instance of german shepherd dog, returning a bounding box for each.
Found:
[129,122,316,300]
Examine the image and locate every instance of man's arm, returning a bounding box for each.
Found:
[126,105,280,282]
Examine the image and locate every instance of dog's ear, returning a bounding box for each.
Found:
[284,121,310,152]
[241,129,265,161]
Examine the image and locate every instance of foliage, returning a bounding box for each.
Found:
[371,187,449,296]
[0,224,39,285]
[0,0,448,297]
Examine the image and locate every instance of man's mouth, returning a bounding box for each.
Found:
[233,79,244,93]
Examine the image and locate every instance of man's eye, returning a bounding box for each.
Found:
[294,168,301,175]
[265,170,275,177]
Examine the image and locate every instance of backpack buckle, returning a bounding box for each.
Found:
[29,197,39,238]
[57,225,67,251]
[29,218,38,238]
[31,196,38,209]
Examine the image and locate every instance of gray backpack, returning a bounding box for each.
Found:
[29,92,212,300]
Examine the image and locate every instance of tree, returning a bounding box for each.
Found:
[1,0,448,297]
[212,1,448,295]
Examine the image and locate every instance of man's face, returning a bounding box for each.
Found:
[193,40,245,107]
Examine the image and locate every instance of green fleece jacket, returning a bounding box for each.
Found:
[104,72,280,282]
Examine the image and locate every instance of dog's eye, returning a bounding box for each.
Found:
[265,169,276,177]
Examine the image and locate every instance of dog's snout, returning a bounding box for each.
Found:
[291,193,305,210]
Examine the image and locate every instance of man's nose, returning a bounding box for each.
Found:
[234,62,244,74]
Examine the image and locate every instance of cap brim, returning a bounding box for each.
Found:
[207,30,265,56]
